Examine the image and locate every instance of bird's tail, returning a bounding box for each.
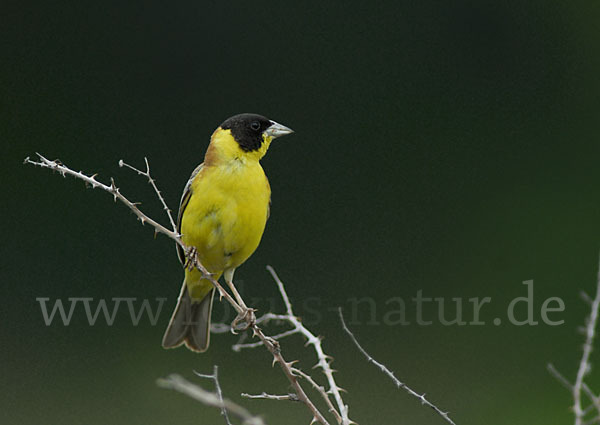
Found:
[162,280,216,353]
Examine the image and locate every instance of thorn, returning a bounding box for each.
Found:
[285,360,299,369]
[23,156,30,164]
[272,358,278,368]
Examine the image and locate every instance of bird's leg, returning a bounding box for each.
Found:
[224,269,256,332]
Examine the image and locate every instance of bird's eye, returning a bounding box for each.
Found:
[250,121,261,131]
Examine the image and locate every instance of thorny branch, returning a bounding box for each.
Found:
[24,154,181,243]
[118,157,177,231]
[292,368,344,424]
[24,153,330,425]
[339,308,457,425]
[548,254,600,425]
[547,365,600,421]
[241,392,300,402]
[223,266,351,425]
[157,374,266,425]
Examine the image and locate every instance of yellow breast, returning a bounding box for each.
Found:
[181,157,271,274]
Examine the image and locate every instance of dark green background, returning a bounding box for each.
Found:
[3,1,600,424]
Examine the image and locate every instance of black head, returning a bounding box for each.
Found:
[220,113,273,152]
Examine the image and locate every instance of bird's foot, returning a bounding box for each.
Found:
[230,307,257,334]
[184,247,198,271]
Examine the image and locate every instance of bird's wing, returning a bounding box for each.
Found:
[176,163,204,264]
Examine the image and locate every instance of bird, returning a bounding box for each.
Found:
[162,113,294,352]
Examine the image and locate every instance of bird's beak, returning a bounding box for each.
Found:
[265,121,294,139]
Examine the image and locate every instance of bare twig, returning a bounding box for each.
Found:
[573,254,600,425]
[548,254,600,425]
[339,308,457,425]
[251,320,332,425]
[233,328,299,351]
[269,267,350,425]
[548,363,597,420]
[548,363,574,391]
[233,266,351,425]
[24,154,180,243]
[119,157,177,231]
[582,291,594,306]
[158,374,266,425]
[548,363,600,418]
[25,153,331,425]
[583,384,600,421]
[195,366,232,425]
[293,368,344,425]
[241,392,300,402]
[548,364,600,422]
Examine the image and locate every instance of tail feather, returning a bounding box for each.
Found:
[162,282,215,353]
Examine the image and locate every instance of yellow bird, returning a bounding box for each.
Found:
[162,113,293,352]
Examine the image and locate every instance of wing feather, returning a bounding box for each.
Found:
[176,163,204,264]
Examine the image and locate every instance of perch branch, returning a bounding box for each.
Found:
[339,308,457,425]
[25,153,331,425]
[158,374,265,425]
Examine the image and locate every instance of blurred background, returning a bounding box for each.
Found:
[3,1,600,424]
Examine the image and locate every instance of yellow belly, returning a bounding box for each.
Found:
[180,161,270,299]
